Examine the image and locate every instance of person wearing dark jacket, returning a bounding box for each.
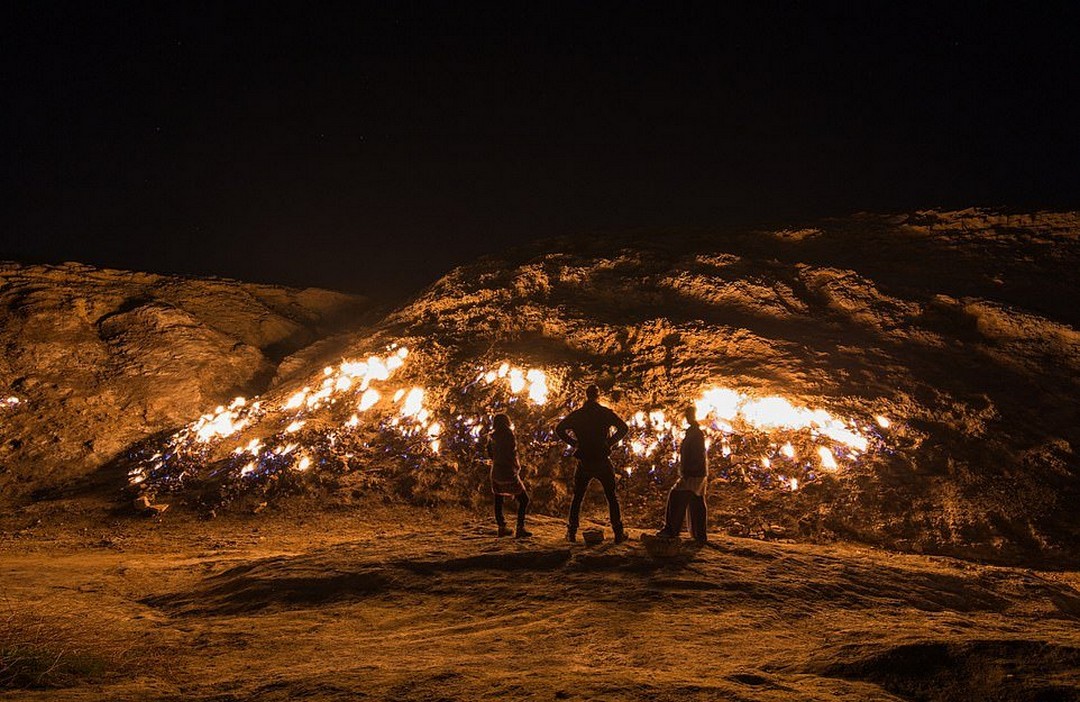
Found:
[555,385,630,543]
[486,413,531,538]
[656,406,708,543]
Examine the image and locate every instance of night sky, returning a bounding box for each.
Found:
[4,3,1078,299]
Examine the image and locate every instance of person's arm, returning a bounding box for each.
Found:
[555,414,576,447]
[607,410,629,447]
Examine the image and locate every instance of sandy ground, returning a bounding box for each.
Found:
[2,502,1079,701]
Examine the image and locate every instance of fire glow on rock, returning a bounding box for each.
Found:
[128,343,889,497]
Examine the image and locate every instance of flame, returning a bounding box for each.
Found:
[526,369,549,405]
[192,398,249,442]
[358,388,381,411]
[696,388,741,422]
[695,386,869,453]
[401,387,425,417]
[137,340,892,498]
[235,438,263,455]
[817,446,838,471]
[366,356,390,381]
[284,389,308,410]
[508,368,526,393]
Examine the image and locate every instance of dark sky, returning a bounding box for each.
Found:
[4,2,1078,298]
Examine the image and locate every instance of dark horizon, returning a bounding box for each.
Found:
[4,3,1078,298]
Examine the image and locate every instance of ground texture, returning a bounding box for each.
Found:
[2,506,1079,701]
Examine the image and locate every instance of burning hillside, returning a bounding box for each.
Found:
[117,209,1080,566]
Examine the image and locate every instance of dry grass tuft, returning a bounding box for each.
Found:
[0,601,157,689]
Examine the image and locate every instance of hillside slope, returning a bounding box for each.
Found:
[123,210,1080,566]
[0,262,369,500]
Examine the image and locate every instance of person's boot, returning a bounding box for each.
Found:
[515,523,532,538]
[613,528,628,544]
[565,528,577,543]
[497,524,512,537]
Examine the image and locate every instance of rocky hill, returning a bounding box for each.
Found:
[0,262,369,500]
[107,209,1080,566]
[2,210,1080,565]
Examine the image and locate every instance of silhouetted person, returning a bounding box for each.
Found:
[556,384,629,543]
[656,406,708,543]
[486,413,531,538]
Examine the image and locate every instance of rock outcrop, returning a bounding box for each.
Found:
[0,262,368,500]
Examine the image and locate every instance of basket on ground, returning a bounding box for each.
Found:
[642,533,682,558]
[582,528,605,546]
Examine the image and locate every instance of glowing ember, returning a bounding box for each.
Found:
[876,415,891,429]
[2,396,21,408]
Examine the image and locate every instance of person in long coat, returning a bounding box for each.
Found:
[656,406,708,543]
[486,413,531,537]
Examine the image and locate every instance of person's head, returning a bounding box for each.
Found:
[493,413,512,431]
[585,384,601,402]
[684,406,698,426]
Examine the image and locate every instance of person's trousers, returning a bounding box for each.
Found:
[494,491,529,528]
[568,465,623,535]
[662,489,707,541]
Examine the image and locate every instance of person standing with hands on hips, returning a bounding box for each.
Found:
[556,384,630,544]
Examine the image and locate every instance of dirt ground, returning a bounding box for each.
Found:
[2,499,1079,702]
